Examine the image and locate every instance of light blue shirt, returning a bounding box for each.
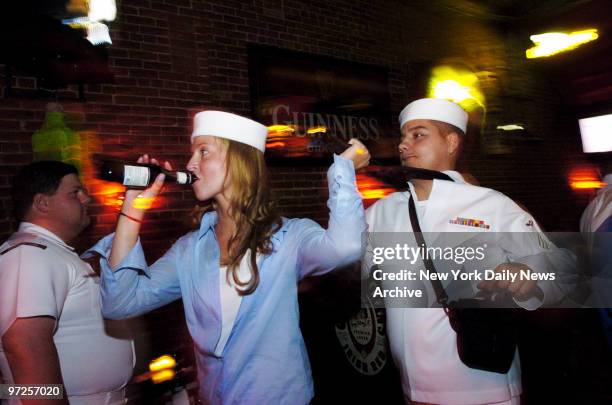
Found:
[85,154,366,404]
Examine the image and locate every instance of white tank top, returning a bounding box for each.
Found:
[214,253,252,356]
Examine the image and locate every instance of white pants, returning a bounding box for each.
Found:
[68,388,126,405]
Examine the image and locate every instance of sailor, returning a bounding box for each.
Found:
[364,98,574,405]
[0,161,134,405]
[580,166,612,350]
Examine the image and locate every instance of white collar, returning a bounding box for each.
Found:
[442,170,467,184]
[406,169,467,202]
[17,222,75,251]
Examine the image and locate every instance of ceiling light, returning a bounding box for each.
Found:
[526,29,598,58]
[497,124,525,131]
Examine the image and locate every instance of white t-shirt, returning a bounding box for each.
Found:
[0,223,134,404]
[580,174,612,235]
[214,253,252,357]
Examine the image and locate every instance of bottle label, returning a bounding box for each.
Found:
[123,165,150,187]
[176,172,188,184]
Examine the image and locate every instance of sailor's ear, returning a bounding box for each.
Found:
[446,131,462,156]
[31,193,51,214]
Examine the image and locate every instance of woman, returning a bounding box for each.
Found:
[89,111,370,404]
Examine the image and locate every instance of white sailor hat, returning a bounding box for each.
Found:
[399,98,468,133]
[191,111,268,152]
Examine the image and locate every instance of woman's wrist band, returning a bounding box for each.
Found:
[119,212,143,224]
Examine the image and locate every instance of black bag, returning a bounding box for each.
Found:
[445,296,519,373]
[408,193,518,374]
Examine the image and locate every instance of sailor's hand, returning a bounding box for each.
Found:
[477,262,542,302]
[341,138,371,170]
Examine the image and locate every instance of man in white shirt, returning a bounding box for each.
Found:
[0,161,134,405]
[364,98,572,405]
[580,167,612,350]
[580,170,612,236]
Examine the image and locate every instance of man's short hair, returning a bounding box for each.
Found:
[431,120,466,138]
[11,161,79,221]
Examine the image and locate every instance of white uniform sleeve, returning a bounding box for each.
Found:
[497,199,577,309]
[0,245,70,336]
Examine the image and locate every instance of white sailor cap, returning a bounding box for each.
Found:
[399,98,468,133]
[191,111,268,152]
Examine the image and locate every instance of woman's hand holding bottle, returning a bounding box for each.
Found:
[121,155,173,221]
[341,138,371,170]
[111,155,174,268]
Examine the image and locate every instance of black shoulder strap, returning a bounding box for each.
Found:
[408,193,449,307]
[0,241,47,256]
[404,167,454,182]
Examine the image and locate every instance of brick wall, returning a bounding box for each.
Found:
[0,1,590,248]
[0,0,596,392]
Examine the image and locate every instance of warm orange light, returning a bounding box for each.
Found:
[568,166,605,191]
[98,184,125,195]
[266,142,287,148]
[151,369,176,384]
[306,126,327,134]
[149,355,176,372]
[267,135,291,143]
[267,125,295,132]
[102,195,123,208]
[145,354,177,384]
[570,180,606,189]
[96,182,126,208]
[132,195,155,210]
[361,188,396,200]
[94,180,165,210]
[356,173,397,203]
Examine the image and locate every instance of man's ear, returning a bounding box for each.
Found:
[31,193,51,214]
[446,132,462,156]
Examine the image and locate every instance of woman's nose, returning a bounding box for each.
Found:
[186,156,197,172]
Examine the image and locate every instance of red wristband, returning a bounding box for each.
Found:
[119,212,143,224]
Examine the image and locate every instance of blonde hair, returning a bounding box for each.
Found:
[190,137,282,295]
